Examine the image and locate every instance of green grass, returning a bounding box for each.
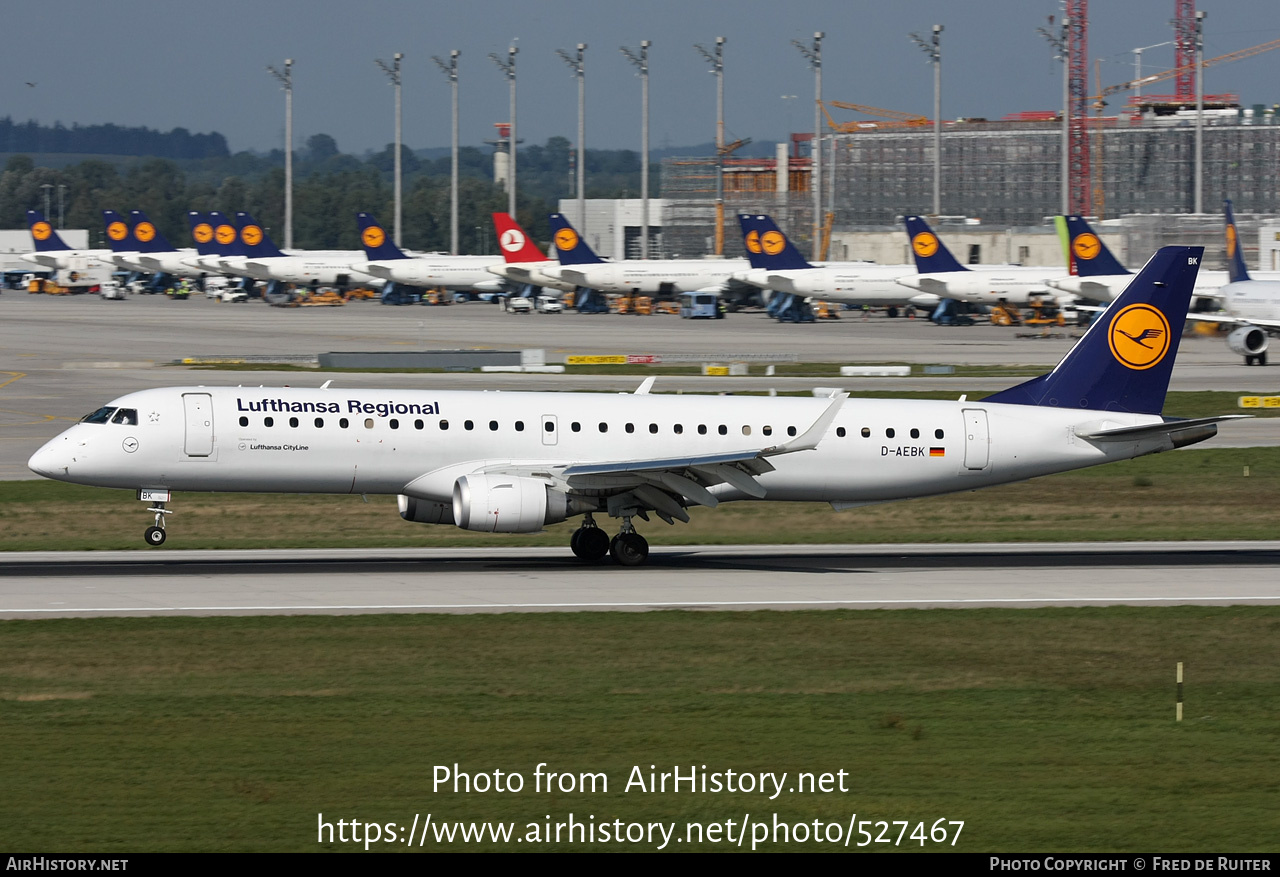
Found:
[1,608,1277,851]
[3,446,1278,551]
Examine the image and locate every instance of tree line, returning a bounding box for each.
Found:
[1,131,657,254]
[0,118,229,160]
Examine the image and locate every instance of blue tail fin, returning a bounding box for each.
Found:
[1224,200,1250,283]
[26,210,72,251]
[103,211,131,251]
[356,213,408,260]
[742,214,812,270]
[903,215,967,273]
[985,247,1204,415]
[235,212,286,258]
[187,212,217,255]
[737,214,768,269]
[1065,215,1128,276]
[548,214,604,265]
[207,212,241,256]
[129,210,175,253]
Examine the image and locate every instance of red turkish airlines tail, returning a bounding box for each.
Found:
[491,213,548,263]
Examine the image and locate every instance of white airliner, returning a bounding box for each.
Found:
[105,210,211,281]
[185,212,376,289]
[347,213,509,294]
[733,214,939,310]
[542,214,756,300]
[894,216,1062,304]
[28,247,1236,566]
[21,209,116,270]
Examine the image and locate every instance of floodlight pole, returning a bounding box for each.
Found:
[556,44,587,233]
[1194,10,1205,215]
[375,53,404,246]
[793,32,823,260]
[490,47,519,219]
[911,25,943,217]
[695,37,725,254]
[433,50,460,255]
[41,184,51,224]
[622,40,651,258]
[266,59,293,248]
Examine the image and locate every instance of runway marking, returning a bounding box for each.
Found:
[4,594,1279,614]
[0,372,26,391]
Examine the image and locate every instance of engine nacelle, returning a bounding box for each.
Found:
[398,494,455,525]
[452,474,584,533]
[1227,325,1268,357]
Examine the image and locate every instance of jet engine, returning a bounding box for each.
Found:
[398,494,455,526]
[452,474,592,533]
[1227,325,1268,358]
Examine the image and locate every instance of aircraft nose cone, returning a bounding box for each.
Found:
[28,437,70,479]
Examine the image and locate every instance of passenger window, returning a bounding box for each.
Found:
[315,417,324,428]
[515,421,524,432]
[571,422,581,432]
[649,423,658,434]
[910,428,920,439]
[340,418,349,429]
[674,424,683,435]
[742,425,751,436]
[698,425,707,435]
[390,419,399,430]
[598,422,608,433]
[265,417,274,427]
[489,420,498,431]
[886,428,896,438]
[364,418,374,429]
[625,423,635,434]
[464,420,474,430]
[935,429,944,439]
[238,416,248,427]
[289,417,299,428]
[544,421,555,433]
[81,407,116,424]
[414,419,424,430]
[787,426,797,437]
[111,408,138,425]
[439,420,449,430]
[861,427,870,438]
[762,425,772,436]
[718,425,727,436]
[837,427,847,437]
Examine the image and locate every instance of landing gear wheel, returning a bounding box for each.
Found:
[610,532,650,567]
[571,526,610,561]
[144,526,166,546]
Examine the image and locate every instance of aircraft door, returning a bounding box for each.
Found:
[183,393,215,457]
[962,408,989,470]
[541,415,558,446]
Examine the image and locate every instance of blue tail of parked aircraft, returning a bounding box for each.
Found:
[1064,216,1128,276]
[234,212,286,258]
[738,214,812,271]
[902,215,968,273]
[26,210,73,251]
[1224,200,1250,283]
[207,212,241,256]
[356,213,408,260]
[985,246,1203,415]
[103,211,131,252]
[187,212,218,255]
[129,210,175,253]
[548,214,604,265]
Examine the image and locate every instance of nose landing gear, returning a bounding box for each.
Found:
[137,489,173,546]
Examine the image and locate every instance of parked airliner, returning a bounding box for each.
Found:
[894,215,1062,304]
[28,247,1235,566]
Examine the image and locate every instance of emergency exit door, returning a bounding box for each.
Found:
[183,393,214,457]
[962,408,989,470]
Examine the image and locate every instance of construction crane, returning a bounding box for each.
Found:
[821,101,929,133]
[1089,36,1280,216]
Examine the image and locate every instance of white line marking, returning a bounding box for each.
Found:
[1,595,1278,614]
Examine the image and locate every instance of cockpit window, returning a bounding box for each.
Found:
[111,408,138,426]
[81,407,116,424]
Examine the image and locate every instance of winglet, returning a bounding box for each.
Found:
[763,393,849,455]
[634,377,656,395]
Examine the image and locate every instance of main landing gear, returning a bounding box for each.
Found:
[570,514,650,566]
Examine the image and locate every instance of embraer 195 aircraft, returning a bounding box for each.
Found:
[28,247,1236,566]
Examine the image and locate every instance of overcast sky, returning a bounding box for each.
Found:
[3,1,1278,156]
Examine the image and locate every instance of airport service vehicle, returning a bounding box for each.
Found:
[894,215,1062,305]
[536,295,564,314]
[98,281,127,300]
[732,214,938,311]
[28,247,1236,566]
[679,292,723,319]
[542,214,757,302]
[507,296,533,314]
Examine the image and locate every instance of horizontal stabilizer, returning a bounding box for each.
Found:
[1075,415,1250,441]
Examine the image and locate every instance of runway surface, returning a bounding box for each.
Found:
[2,542,1277,619]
